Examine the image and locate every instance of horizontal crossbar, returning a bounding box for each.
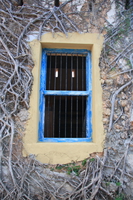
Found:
[43,90,90,96]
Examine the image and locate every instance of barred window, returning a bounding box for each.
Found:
[39,49,92,142]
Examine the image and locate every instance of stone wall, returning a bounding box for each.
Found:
[1,0,133,199]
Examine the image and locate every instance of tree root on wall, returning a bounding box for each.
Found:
[0,0,133,199]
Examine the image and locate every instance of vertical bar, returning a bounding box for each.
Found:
[76,55,78,138]
[71,55,73,91]
[46,96,50,137]
[71,55,73,137]
[53,96,55,137]
[39,93,45,140]
[47,54,52,136]
[76,96,78,138]
[59,96,61,138]
[82,56,84,137]
[65,96,67,137]
[52,55,57,137]
[86,94,92,139]
[77,55,78,91]
[40,50,47,91]
[71,96,73,138]
[59,55,62,137]
[82,96,84,137]
[39,50,47,141]
[65,54,67,90]
[82,56,84,91]
[54,56,57,90]
[60,54,62,90]
[48,54,52,90]
[65,55,67,137]
[86,54,90,92]
[86,53,92,139]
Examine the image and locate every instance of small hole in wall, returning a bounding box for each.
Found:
[125,0,132,9]
[89,3,92,11]
[54,0,60,7]
[18,0,23,6]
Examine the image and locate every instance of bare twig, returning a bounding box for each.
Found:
[108,80,132,132]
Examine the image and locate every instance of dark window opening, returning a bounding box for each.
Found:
[46,54,86,91]
[44,96,86,138]
[44,53,87,138]
[39,48,92,142]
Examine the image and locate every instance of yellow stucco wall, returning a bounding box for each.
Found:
[23,32,104,164]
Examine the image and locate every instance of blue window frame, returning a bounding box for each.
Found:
[39,48,92,142]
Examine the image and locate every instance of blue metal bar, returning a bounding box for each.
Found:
[39,137,92,142]
[86,53,90,92]
[40,49,47,91]
[88,53,92,92]
[86,92,92,139]
[39,50,47,141]
[86,52,92,139]
[44,91,89,96]
[44,48,90,55]
[39,92,45,141]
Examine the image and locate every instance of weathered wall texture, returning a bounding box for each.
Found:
[1,0,133,199]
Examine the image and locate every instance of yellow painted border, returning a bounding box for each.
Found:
[23,32,104,164]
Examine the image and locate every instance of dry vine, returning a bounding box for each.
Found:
[0,0,133,199]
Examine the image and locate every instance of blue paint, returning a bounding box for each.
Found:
[39,50,47,141]
[39,48,92,142]
[39,138,92,142]
[43,48,90,55]
[86,52,92,140]
[86,53,92,92]
[44,91,89,96]
[40,50,47,91]
[39,92,45,141]
[86,92,92,139]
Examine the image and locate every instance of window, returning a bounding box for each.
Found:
[39,48,92,142]
[24,33,104,163]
